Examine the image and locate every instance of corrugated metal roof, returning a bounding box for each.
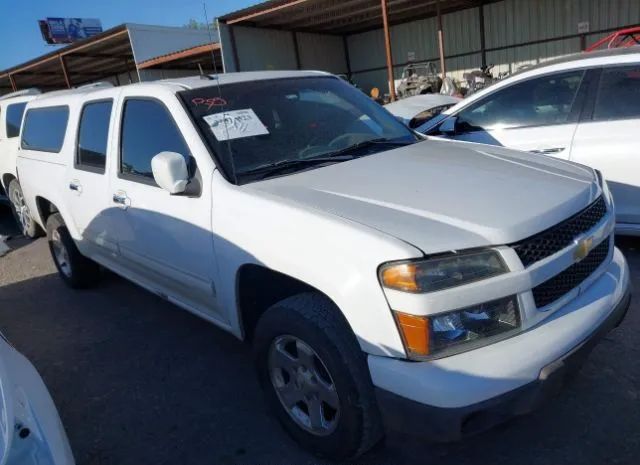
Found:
[0,24,129,77]
[138,43,221,69]
[219,0,480,35]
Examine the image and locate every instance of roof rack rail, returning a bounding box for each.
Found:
[0,88,42,101]
[200,74,218,80]
[75,81,114,90]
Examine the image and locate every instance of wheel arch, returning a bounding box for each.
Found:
[235,264,352,343]
[34,196,60,228]
[1,173,16,194]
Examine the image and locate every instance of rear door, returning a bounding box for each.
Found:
[437,69,587,159]
[107,89,221,320]
[570,64,640,228]
[65,94,119,260]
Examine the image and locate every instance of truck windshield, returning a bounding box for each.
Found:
[179,76,418,184]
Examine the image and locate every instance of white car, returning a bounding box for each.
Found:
[16,71,630,459]
[0,89,42,238]
[418,47,640,236]
[0,331,75,465]
[384,94,461,129]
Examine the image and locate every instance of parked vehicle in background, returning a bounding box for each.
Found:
[439,76,464,97]
[384,94,460,128]
[586,26,640,52]
[396,62,442,98]
[462,64,511,96]
[0,330,75,464]
[16,71,630,459]
[0,89,42,238]
[463,65,498,95]
[419,47,640,235]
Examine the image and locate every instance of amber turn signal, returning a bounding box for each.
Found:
[394,311,430,356]
[381,263,418,292]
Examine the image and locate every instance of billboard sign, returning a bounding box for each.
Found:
[39,18,103,44]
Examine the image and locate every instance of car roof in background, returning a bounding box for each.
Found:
[511,46,640,77]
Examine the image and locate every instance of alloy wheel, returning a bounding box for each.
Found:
[268,335,341,436]
[51,229,72,277]
[10,187,31,236]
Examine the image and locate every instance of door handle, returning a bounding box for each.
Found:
[530,147,565,155]
[69,181,82,193]
[112,192,130,210]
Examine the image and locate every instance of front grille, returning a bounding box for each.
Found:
[512,196,607,267]
[532,239,610,308]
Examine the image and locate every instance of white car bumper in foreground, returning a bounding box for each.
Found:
[0,336,75,465]
[368,247,631,440]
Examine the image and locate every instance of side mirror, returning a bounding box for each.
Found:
[151,151,189,194]
[439,116,458,135]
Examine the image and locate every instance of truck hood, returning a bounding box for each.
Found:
[249,139,600,254]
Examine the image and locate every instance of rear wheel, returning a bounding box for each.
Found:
[8,180,41,238]
[46,213,100,289]
[253,293,383,459]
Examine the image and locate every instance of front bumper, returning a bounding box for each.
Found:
[369,247,631,441]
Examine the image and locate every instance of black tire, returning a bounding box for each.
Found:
[8,179,42,239]
[46,213,100,289]
[253,293,383,460]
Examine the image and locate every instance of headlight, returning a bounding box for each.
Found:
[380,250,508,293]
[394,295,521,359]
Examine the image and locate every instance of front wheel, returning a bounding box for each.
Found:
[46,213,100,289]
[253,293,383,459]
[8,180,41,238]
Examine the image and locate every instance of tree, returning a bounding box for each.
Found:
[184,19,217,31]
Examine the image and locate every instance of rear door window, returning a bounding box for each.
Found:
[76,100,113,172]
[119,99,190,183]
[21,106,69,153]
[593,65,640,121]
[456,71,584,131]
[6,102,27,138]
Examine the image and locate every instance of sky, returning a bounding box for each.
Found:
[0,0,257,69]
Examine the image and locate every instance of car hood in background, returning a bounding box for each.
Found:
[250,140,599,255]
[384,94,461,122]
[0,336,75,465]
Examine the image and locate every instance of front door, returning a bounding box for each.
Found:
[571,64,640,228]
[439,69,587,159]
[108,92,221,320]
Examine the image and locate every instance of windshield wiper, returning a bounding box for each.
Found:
[322,137,415,158]
[238,138,415,181]
[238,155,355,179]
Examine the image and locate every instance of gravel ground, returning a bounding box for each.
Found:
[0,204,638,465]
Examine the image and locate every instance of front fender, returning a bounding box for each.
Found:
[212,177,422,358]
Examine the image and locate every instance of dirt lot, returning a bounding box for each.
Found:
[0,205,638,465]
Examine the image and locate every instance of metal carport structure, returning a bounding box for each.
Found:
[219,0,472,101]
[0,25,135,94]
[218,0,640,101]
[0,24,221,96]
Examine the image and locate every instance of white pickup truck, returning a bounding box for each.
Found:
[16,71,631,459]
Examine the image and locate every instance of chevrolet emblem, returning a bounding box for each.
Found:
[574,237,594,262]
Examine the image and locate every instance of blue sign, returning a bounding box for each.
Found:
[40,18,103,44]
